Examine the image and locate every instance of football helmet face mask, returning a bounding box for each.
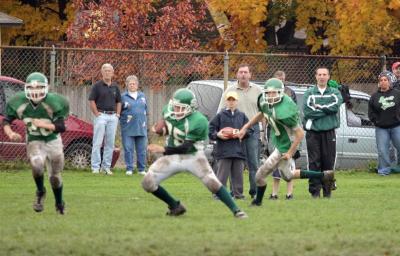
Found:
[25,72,49,103]
[263,78,284,106]
[168,88,197,120]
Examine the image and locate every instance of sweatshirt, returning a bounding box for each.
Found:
[368,88,400,128]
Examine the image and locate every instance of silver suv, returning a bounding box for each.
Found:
[188,80,376,170]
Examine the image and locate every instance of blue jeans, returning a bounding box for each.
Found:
[243,129,260,197]
[376,125,400,174]
[121,133,147,172]
[91,113,119,170]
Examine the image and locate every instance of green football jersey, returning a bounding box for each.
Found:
[162,105,208,154]
[258,94,300,153]
[6,92,69,142]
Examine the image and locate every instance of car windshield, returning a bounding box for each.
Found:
[0,80,24,115]
[188,82,223,121]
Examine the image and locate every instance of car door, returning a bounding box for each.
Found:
[336,95,377,169]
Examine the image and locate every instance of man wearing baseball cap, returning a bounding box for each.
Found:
[392,62,400,90]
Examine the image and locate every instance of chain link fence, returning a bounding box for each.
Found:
[1,46,399,169]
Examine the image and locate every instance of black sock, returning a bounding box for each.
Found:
[300,170,324,179]
[152,185,178,209]
[34,175,45,192]
[255,185,267,203]
[52,185,63,205]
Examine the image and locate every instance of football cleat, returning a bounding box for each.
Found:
[234,210,248,219]
[56,201,65,215]
[33,188,46,212]
[250,199,262,207]
[166,202,186,216]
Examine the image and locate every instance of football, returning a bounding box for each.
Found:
[152,119,168,136]
[220,127,239,139]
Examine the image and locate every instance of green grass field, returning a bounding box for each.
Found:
[0,168,399,256]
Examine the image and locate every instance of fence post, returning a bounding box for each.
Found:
[223,50,229,90]
[50,45,56,87]
[380,55,387,72]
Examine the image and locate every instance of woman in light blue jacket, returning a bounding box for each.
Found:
[120,75,148,175]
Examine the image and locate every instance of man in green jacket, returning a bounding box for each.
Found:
[303,67,343,198]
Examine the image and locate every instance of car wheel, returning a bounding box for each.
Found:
[65,143,92,168]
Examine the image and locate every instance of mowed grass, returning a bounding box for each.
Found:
[0,168,399,256]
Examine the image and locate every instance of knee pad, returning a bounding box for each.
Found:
[202,174,221,193]
[50,154,64,173]
[141,173,157,192]
[49,175,62,189]
[255,171,266,187]
[280,172,293,182]
[30,155,45,174]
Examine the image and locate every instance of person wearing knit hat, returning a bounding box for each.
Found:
[368,71,400,175]
[391,62,400,90]
[378,71,397,87]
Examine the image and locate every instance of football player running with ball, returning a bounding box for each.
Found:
[142,88,248,219]
[238,78,335,206]
[2,72,69,214]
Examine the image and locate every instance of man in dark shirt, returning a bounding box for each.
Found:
[88,63,121,175]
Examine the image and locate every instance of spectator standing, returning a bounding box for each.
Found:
[368,71,400,175]
[269,70,297,200]
[209,91,252,199]
[391,62,400,90]
[120,75,148,176]
[89,63,121,175]
[218,64,262,199]
[302,67,342,198]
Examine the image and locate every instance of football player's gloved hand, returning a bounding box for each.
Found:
[293,150,301,160]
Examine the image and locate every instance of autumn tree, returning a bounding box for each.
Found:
[296,0,400,56]
[206,0,267,53]
[67,0,214,50]
[0,0,73,45]
[64,0,217,88]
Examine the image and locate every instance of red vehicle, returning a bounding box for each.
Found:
[0,76,120,168]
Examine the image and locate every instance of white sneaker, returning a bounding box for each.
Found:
[138,171,146,176]
[92,169,100,174]
[103,169,113,175]
[234,210,248,219]
[126,171,133,176]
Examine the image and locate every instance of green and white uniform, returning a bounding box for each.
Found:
[256,94,301,183]
[143,105,220,192]
[6,92,69,142]
[163,105,208,154]
[5,91,69,175]
[142,88,245,218]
